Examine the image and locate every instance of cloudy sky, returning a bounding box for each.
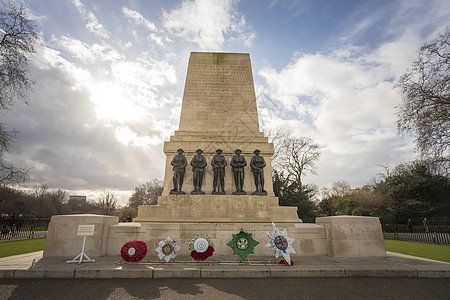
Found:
[3,0,449,204]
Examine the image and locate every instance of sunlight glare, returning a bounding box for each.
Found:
[114,126,161,148]
[90,82,145,123]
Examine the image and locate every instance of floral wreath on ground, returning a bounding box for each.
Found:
[120,240,148,262]
[156,236,180,262]
[266,222,296,265]
[189,234,214,261]
[226,228,259,261]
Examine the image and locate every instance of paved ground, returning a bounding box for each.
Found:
[1,251,449,279]
[1,277,450,300]
[0,251,449,299]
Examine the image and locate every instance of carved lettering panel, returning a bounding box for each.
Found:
[179,53,260,134]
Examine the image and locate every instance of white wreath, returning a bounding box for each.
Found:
[266,222,296,265]
[156,236,180,262]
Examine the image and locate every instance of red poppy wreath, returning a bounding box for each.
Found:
[120,240,148,262]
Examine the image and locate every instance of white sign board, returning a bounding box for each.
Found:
[77,225,95,236]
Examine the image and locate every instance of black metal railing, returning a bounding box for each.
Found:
[380,217,450,245]
[0,217,50,241]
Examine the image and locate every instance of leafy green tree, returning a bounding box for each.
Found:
[375,163,450,219]
[318,197,334,216]
[273,170,318,222]
[334,195,358,215]
[349,185,393,218]
[319,182,392,218]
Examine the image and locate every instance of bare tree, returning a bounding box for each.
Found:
[396,28,449,170]
[331,181,351,197]
[265,127,292,161]
[0,4,38,109]
[96,191,118,215]
[33,184,48,198]
[128,179,163,208]
[0,118,28,184]
[0,159,28,184]
[268,128,320,187]
[0,4,38,185]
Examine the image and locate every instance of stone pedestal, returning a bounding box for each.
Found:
[316,216,386,257]
[43,214,118,258]
[135,195,299,223]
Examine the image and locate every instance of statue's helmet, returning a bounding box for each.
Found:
[254,149,261,154]
[235,149,242,154]
[216,149,223,153]
[177,148,184,153]
[196,149,203,154]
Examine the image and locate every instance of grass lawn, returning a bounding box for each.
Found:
[0,238,46,258]
[385,239,450,263]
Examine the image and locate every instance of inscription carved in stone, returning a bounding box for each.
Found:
[179,53,259,133]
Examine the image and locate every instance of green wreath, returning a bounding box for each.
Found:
[226,229,259,261]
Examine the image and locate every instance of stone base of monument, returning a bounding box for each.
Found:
[105,221,328,257]
[316,216,387,257]
[43,206,386,259]
[43,214,118,258]
[134,195,300,223]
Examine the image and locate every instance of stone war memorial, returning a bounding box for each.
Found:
[44,52,386,262]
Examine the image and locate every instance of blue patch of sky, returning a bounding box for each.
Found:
[242,0,404,71]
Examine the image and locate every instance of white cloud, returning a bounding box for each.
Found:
[71,0,110,38]
[122,7,158,32]
[31,44,92,90]
[338,6,385,43]
[55,36,123,64]
[122,6,164,46]
[163,0,252,50]
[258,36,423,187]
[4,51,139,191]
[114,126,162,148]
[111,58,176,90]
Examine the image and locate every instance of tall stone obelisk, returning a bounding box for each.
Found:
[162,52,275,196]
[179,52,260,134]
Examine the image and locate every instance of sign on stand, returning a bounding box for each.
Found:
[67,225,96,264]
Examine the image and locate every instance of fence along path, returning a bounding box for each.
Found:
[383,232,450,245]
[0,217,50,241]
[381,217,450,245]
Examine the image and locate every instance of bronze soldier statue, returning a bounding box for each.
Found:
[170,148,187,194]
[230,149,247,195]
[211,149,227,194]
[190,149,207,194]
[250,149,267,195]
